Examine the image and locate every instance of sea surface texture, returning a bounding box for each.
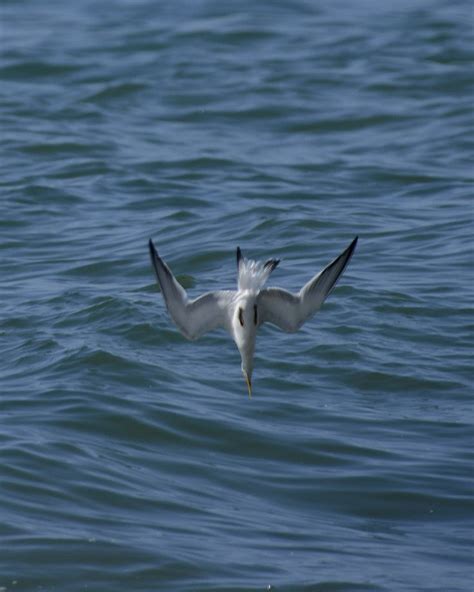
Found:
[1,1,473,591]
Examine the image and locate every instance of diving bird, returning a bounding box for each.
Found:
[148,237,358,397]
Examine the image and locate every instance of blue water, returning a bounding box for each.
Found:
[1,1,473,590]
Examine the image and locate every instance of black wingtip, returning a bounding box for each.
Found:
[333,236,358,273]
[237,246,242,267]
[341,236,358,263]
[149,239,161,266]
[149,238,156,256]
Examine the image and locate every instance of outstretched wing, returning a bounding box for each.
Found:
[257,237,358,332]
[149,239,232,340]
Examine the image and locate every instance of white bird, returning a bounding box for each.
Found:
[148,237,358,397]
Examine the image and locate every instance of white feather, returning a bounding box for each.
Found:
[238,258,274,292]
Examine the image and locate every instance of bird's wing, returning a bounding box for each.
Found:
[149,239,232,340]
[257,236,358,332]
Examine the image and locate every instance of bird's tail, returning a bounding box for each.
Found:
[236,247,280,291]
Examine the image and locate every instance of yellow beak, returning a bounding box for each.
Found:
[244,372,252,398]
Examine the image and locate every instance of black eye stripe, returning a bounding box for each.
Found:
[238,308,244,327]
[254,304,258,325]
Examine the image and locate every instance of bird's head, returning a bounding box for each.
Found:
[232,293,259,397]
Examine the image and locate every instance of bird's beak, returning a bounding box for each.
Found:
[244,372,252,398]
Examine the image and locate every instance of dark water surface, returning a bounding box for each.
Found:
[1,1,473,590]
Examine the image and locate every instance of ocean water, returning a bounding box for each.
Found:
[1,0,473,590]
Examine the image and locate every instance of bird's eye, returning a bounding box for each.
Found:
[254,304,258,326]
[238,308,244,327]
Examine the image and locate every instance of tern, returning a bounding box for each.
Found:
[148,236,358,397]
